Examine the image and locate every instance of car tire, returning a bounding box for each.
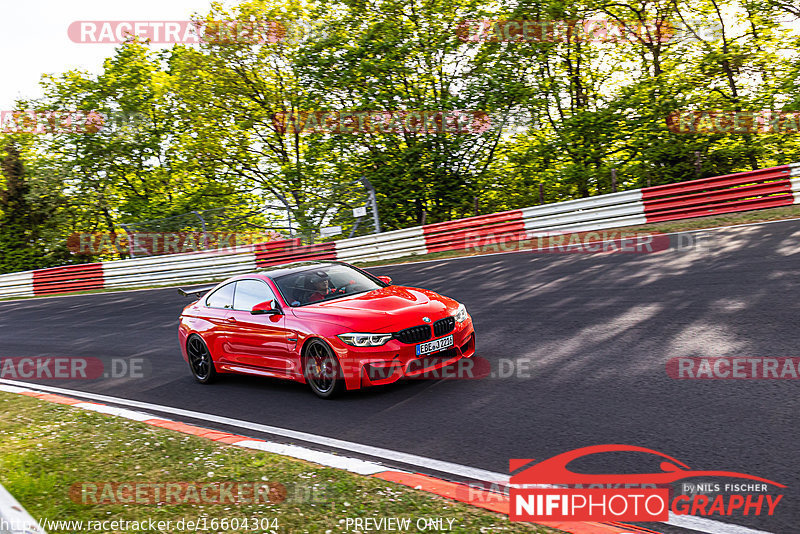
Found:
[186,334,217,384]
[303,338,345,399]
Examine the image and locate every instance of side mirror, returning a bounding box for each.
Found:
[377,275,392,285]
[251,300,282,315]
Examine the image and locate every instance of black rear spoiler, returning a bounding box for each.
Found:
[178,285,217,298]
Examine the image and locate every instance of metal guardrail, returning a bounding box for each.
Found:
[0,163,797,298]
[0,482,44,534]
[0,272,34,299]
[642,165,794,223]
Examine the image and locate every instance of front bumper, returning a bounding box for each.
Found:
[330,317,476,390]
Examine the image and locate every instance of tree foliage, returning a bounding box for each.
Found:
[1,0,798,272]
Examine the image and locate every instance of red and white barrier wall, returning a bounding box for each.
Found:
[642,164,794,222]
[0,163,797,298]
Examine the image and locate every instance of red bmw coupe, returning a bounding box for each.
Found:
[177,261,475,398]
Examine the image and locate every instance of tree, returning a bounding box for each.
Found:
[0,140,66,272]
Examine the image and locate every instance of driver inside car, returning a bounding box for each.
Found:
[307,272,332,302]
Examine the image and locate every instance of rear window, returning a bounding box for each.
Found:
[205,282,234,309]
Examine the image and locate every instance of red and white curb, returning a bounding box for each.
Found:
[0,382,654,534]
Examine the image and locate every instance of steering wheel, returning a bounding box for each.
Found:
[333,280,357,294]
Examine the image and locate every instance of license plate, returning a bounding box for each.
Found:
[416,335,454,356]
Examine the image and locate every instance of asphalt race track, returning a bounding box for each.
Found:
[2,219,799,533]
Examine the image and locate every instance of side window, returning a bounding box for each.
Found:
[205,282,235,309]
[233,279,276,311]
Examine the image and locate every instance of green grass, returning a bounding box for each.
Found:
[5,204,800,301]
[0,392,559,534]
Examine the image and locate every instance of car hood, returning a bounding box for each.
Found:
[290,285,456,331]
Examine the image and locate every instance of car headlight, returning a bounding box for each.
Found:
[337,333,393,347]
[453,303,468,323]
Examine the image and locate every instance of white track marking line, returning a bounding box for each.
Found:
[0,379,779,534]
[0,481,45,534]
[0,384,33,394]
[0,379,505,482]
[236,440,387,475]
[73,402,154,422]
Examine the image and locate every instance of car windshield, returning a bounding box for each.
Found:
[273,265,384,307]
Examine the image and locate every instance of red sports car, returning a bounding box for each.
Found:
[177,261,475,398]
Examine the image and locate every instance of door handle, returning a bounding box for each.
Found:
[227,316,237,323]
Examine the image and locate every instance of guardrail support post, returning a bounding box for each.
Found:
[359,177,381,234]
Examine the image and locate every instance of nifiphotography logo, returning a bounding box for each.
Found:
[509,445,784,523]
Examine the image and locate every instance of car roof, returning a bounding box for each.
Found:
[254,260,345,279]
